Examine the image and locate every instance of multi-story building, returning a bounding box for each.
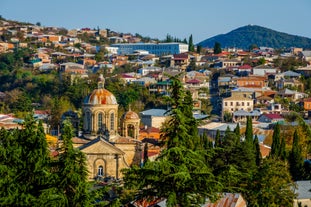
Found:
[222,89,254,120]
[111,42,188,56]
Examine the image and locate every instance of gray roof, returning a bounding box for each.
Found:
[282,70,301,77]
[301,50,311,57]
[218,77,231,82]
[233,110,251,116]
[140,109,168,117]
[295,180,311,199]
[233,109,261,116]
[214,123,237,132]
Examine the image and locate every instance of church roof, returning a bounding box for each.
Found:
[83,88,117,105]
[83,74,117,105]
[121,110,140,120]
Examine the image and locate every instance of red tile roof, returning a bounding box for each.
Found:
[263,113,283,119]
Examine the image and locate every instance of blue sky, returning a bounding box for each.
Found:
[1,0,311,43]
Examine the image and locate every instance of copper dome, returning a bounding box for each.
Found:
[121,110,139,120]
[84,88,117,105]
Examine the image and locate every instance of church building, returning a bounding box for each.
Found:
[78,74,142,180]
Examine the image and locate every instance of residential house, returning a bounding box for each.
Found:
[234,76,268,88]
[198,122,238,139]
[139,109,169,128]
[296,65,311,77]
[278,88,307,101]
[138,66,162,76]
[299,50,311,64]
[172,53,189,70]
[131,77,157,87]
[237,64,252,74]
[119,74,137,84]
[233,109,261,123]
[222,88,254,119]
[293,180,311,207]
[274,70,301,81]
[218,75,237,88]
[253,65,278,76]
[302,98,311,111]
[257,113,284,124]
[138,126,161,141]
[59,62,87,74]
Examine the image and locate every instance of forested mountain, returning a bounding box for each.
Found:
[197,25,311,49]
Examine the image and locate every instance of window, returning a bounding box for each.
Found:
[86,112,91,131]
[98,113,103,130]
[110,113,114,131]
[230,102,233,106]
[98,165,104,176]
[242,102,244,106]
[247,102,250,106]
[225,102,228,106]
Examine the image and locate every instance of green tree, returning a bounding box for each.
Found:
[253,135,262,166]
[245,158,296,207]
[245,116,253,144]
[234,123,241,143]
[213,42,222,54]
[0,114,52,206]
[56,120,90,207]
[214,129,221,148]
[289,130,304,181]
[197,45,202,54]
[123,74,221,206]
[270,123,281,158]
[188,34,195,52]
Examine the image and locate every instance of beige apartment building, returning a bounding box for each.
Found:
[222,89,254,120]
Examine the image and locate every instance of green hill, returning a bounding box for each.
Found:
[197,25,311,49]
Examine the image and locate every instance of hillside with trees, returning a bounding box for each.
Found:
[197,25,311,49]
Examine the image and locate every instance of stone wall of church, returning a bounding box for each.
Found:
[114,143,142,167]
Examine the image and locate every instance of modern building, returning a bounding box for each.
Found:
[111,42,188,56]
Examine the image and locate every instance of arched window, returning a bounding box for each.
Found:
[86,111,91,131]
[110,112,114,131]
[98,165,104,176]
[98,112,103,130]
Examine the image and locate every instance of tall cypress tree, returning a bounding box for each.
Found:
[253,135,261,166]
[214,129,221,148]
[245,117,253,144]
[234,122,241,142]
[280,136,286,160]
[123,74,221,206]
[188,34,195,52]
[270,123,281,158]
[289,129,304,181]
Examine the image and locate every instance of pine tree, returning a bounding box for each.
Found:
[270,123,281,158]
[188,34,195,52]
[289,129,304,181]
[123,74,221,206]
[56,120,90,206]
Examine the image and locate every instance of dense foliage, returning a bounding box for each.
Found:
[0,115,91,206]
